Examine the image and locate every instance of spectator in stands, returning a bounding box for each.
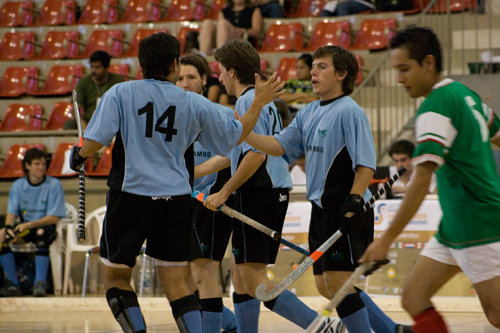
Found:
[389,139,437,197]
[321,0,375,16]
[278,53,319,113]
[64,50,124,130]
[198,0,262,56]
[0,148,66,297]
[251,0,283,17]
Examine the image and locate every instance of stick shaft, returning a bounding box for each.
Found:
[219,205,280,240]
[364,166,407,210]
[73,89,86,243]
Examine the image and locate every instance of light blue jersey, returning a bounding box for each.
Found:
[7,176,66,223]
[84,79,243,197]
[275,96,376,208]
[230,88,292,190]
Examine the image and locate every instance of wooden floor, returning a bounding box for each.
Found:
[0,295,498,332]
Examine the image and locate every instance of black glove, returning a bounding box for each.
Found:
[4,225,16,243]
[69,146,87,172]
[340,194,366,234]
[364,259,390,276]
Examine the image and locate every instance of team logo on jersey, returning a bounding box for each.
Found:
[279,193,288,202]
[151,196,172,201]
[201,243,208,254]
[317,128,327,137]
[21,208,27,215]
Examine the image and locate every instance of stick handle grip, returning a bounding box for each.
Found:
[363,166,407,210]
[77,156,86,243]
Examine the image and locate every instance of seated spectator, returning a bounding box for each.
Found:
[0,148,66,297]
[198,0,262,56]
[389,139,437,198]
[321,0,375,16]
[278,54,318,113]
[251,0,283,17]
[64,50,124,130]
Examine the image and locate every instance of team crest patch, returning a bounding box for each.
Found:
[232,248,240,258]
[331,251,345,262]
[317,128,327,137]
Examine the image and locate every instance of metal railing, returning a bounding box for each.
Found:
[352,0,498,161]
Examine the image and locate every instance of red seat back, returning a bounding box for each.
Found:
[70,29,123,58]
[286,0,325,17]
[29,65,83,96]
[0,144,45,179]
[108,64,129,80]
[206,0,225,19]
[276,57,297,82]
[0,104,43,132]
[0,1,34,27]
[34,30,80,60]
[44,102,74,130]
[34,0,75,26]
[78,0,118,24]
[86,143,114,176]
[0,31,35,61]
[46,143,78,177]
[305,21,351,51]
[350,19,397,50]
[0,66,38,97]
[260,23,304,53]
[177,27,200,55]
[119,0,162,23]
[163,0,205,21]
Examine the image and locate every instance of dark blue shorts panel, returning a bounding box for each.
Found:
[232,188,289,265]
[309,203,374,275]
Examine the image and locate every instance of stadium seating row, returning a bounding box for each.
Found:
[0,142,113,179]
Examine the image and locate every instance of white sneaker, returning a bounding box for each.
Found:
[319,317,345,333]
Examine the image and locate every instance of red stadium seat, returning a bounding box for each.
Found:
[260,23,304,53]
[108,64,129,80]
[34,0,75,26]
[0,104,43,132]
[135,67,144,80]
[68,29,123,58]
[77,0,119,25]
[0,144,45,179]
[29,65,83,96]
[305,21,351,51]
[0,31,35,61]
[0,66,38,97]
[276,57,297,82]
[119,28,167,58]
[46,143,78,177]
[349,19,397,51]
[86,143,114,177]
[44,102,74,130]
[119,0,162,23]
[208,61,220,79]
[205,0,225,19]
[33,30,80,60]
[0,1,34,27]
[163,0,205,21]
[177,27,200,55]
[286,0,325,17]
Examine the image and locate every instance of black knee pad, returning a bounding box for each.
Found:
[199,297,223,313]
[336,292,365,318]
[170,294,201,333]
[106,288,146,333]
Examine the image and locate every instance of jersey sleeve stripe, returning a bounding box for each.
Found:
[413,154,444,169]
[416,112,457,148]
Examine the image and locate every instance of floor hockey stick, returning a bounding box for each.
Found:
[191,190,310,256]
[73,89,86,243]
[255,166,407,302]
[304,259,390,333]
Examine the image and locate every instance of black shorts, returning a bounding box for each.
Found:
[232,188,289,265]
[100,188,197,267]
[309,202,374,275]
[190,195,234,262]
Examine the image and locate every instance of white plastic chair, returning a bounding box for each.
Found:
[63,206,105,295]
[9,202,76,295]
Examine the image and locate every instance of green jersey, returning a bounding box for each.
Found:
[413,79,500,249]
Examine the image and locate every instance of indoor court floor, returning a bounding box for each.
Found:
[0,295,498,332]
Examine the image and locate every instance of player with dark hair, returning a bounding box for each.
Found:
[69,32,284,333]
[0,148,66,297]
[360,25,500,332]
[201,40,344,332]
[241,45,411,332]
[177,54,237,332]
[388,139,436,197]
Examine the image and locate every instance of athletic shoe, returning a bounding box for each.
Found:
[397,324,413,333]
[317,317,346,333]
[33,281,48,297]
[0,280,22,297]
